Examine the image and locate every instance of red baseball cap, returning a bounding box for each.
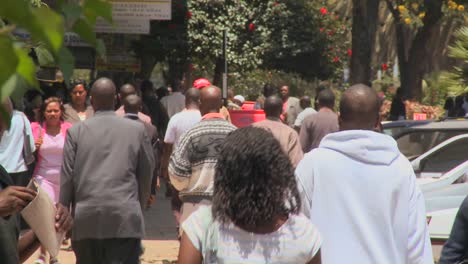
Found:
[193,78,211,89]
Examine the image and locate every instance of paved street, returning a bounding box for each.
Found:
[24,183,180,264]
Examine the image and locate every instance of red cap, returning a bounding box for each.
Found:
[193,78,211,89]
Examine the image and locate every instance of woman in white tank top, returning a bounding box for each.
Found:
[178,127,322,264]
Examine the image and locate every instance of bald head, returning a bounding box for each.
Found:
[123,94,142,114]
[264,95,283,118]
[91,78,116,111]
[185,88,200,108]
[300,96,311,109]
[199,85,222,116]
[339,84,380,131]
[119,84,137,100]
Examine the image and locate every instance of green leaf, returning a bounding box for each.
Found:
[72,18,97,46]
[35,45,56,67]
[0,36,18,103]
[62,3,83,25]
[0,75,18,105]
[83,0,113,25]
[57,47,75,83]
[96,38,106,56]
[32,8,65,53]
[14,46,38,88]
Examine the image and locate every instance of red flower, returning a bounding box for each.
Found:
[333,56,340,62]
[347,49,352,57]
[320,7,328,15]
[248,23,255,31]
[381,63,388,71]
[273,1,279,6]
[186,11,192,19]
[327,30,334,36]
[319,27,325,32]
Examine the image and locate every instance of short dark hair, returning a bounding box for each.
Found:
[140,80,154,94]
[317,89,335,108]
[212,127,301,229]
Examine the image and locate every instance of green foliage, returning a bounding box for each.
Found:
[0,0,111,109]
[440,26,468,96]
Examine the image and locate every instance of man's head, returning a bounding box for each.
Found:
[185,88,200,109]
[140,80,154,98]
[263,84,276,98]
[264,95,283,119]
[90,78,117,111]
[123,94,142,114]
[227,89,235,100]
[279,85,289,100]
[300,96,311,109]
[119,83,137,101]
[233,95,245,106]
[199,85,222,116]
[317,89,335,109]
[339,84,381,131]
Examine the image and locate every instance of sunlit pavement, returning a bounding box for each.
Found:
[24,183,180,264]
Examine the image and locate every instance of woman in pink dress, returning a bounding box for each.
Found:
[30,97,72,264]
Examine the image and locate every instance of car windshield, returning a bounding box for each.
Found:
[397,131,466,160]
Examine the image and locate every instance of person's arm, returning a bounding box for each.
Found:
[439,197,468,264]
[178,232,203,264]
[406,167,434,263]
[168,133,192,191]
[161,143,173,180]
[299,119,311,153]
[60,129,76,208]
[0,186,36,217]
[137,130,156,210]
[24,115,36,153]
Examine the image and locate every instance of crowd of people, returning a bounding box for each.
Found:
[0,76,444,264]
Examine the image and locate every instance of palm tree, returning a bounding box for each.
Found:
[441,26,468,96]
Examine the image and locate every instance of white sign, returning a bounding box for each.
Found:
[111,0,171,20]
[95,18,150,34]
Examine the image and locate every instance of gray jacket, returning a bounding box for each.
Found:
[285,97,302,127]
[60,111,155,240]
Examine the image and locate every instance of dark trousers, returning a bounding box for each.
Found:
[72,238,141,264]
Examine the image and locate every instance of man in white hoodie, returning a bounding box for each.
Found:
[296,84,433,264]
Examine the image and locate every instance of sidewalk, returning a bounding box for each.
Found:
[24,186,179,264]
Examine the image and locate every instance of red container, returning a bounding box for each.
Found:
[241,101,255,110]
[229,109,266,128]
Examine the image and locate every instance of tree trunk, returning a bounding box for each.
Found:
[350,0,380,86]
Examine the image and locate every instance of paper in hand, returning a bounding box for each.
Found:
[21,180,65,257]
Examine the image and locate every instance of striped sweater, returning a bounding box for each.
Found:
[169,118,236,200]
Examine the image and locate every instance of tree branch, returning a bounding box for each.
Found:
[384,0,399,19]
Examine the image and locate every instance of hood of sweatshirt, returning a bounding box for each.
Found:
[319,130,400,165]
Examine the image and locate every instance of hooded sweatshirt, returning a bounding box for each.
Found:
[295,130,433,264]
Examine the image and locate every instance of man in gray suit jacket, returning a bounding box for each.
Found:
[280,85,302,127]
[60,78,155,264]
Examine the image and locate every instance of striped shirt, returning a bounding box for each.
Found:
[182,206,321,263]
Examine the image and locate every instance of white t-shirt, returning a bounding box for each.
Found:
[0,111,35,173]
[161,92,186,118]
[294,107,317,128]
[164,110,202,149]
[182,206,321,264]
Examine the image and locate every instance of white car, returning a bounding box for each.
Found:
[414,134,468,244]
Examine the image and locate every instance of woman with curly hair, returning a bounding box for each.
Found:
[178,127,321,264]
[30,97,72,264]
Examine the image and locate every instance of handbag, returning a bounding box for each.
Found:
[22,116,35,165]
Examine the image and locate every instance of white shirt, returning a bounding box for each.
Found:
[164,109,201,149]
[161,92,186,118]
[0,111,35,173]
[182,206,321,264]
[296,130,433,264]
[294,107,317,128]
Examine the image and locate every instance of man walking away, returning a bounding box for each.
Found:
[60,78,155,264]
[299,89,338,153]
[115,83,152,124]
[296,84,433,264]
[294,96,317,132]
[124,94,160,208]
[253,96,303,168]
[160,81,185,118]
[169,86,236,225]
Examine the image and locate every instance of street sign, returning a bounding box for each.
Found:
[95,18,150,34]
[413,113,427,120]
[110,0,171,20]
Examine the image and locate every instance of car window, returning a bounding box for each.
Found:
[421,137,468,173]
[397,131,467,159]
